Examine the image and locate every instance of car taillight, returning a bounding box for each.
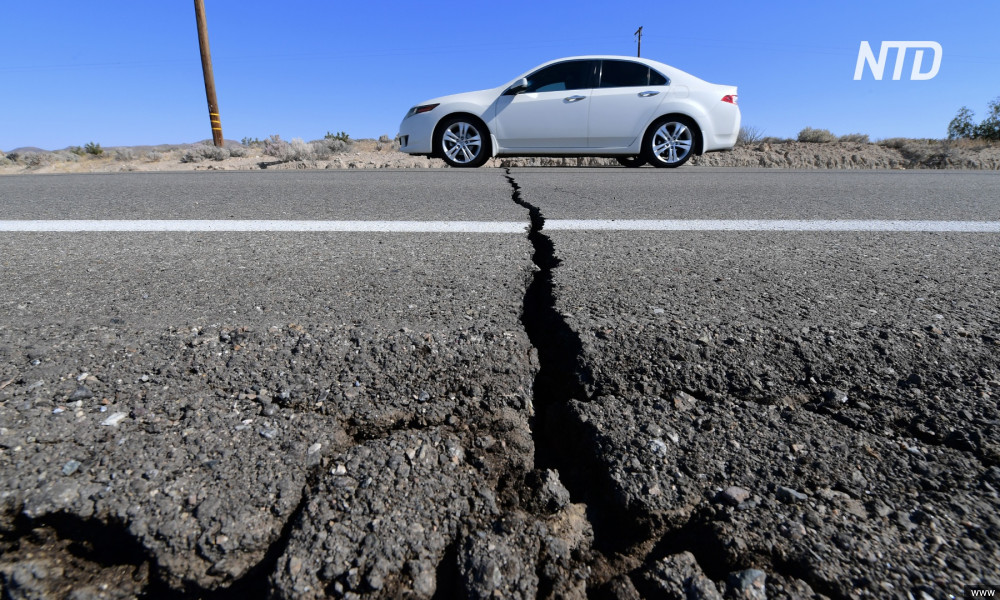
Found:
[721,95,737,105]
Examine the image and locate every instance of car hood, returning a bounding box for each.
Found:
[414,87,502,109]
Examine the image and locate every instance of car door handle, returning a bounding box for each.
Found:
[639,91,660,97]
[564,95,587,103]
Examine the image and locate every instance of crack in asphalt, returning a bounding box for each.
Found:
[504,168,686,588]
[503,169,855,596]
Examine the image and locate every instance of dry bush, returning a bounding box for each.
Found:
[51,151,80,163]
[737,126,764,145]
[797,127,837,143]
[181,145,228,163]
[838,133,870,143]
[114,148,136,162]
[15,152,50,167]
[877,138,909,149]
[375,134,401,152]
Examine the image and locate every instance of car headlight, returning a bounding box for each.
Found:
[406,103,439,118]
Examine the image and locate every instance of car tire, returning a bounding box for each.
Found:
[642,116,697,168]
[616,156,646,168]
[436,116,491,168]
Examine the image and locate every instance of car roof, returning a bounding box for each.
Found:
[515,55,697,83]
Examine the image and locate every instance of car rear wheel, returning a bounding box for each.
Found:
[616,156,646,168]
[643,117,696,168]
[437,116,490,168]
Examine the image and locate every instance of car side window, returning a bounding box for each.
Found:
[599,60,669,88]
[525,61,597,93]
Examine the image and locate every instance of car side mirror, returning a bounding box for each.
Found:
[504,78,529,95]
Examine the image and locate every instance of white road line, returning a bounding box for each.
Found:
[544,219,1000,232]
[0,220,527,233]
[0,220,998,233]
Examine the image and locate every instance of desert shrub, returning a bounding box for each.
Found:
[68,146,86,156]
[375,134,401,152]
[19,152,49,167]
[227,145,248,157]
[760,136,792,144]
[262,134,352,162]
[737,126,764,145]
[262,136,311,161]
[241,136,264,147]
[114,148,136,162]
[263,135,292,160]
[838,133,870,143]
[797,127,836,143]
[310,137,353,158]
[51,150,80,163]
[84,141,103,156]
[289,138,314,160]
[181,144,228,163]
[325,130,351,143]
[146,151,163,162]
[0,152,11,167]
[309,140,332,159]
[878,137,909,149]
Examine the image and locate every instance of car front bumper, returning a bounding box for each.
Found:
[398,112,437,155]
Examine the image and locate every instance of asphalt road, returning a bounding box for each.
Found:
[1,169,998,599]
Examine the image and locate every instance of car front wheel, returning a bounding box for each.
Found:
[437,117,491,168]
[643,117,696,168]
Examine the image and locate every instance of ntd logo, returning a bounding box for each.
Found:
[854,41,942,80]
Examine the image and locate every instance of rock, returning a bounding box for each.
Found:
[69,386,93,401]
[726,569,767,599]
[536,469,571,512]
[776,486,808,503]
[822,388,848,404]
[672,391,698,411]
[100,412,127,426]
[718,486,752,507]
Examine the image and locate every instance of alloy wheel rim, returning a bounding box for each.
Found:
[442,122,482,164]
[652,122,693,164]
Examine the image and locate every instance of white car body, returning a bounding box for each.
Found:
[398,55,740,167]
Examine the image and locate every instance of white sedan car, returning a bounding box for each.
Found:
[398,55,740,168]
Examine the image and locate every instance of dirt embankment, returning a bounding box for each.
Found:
[3,139,999,174]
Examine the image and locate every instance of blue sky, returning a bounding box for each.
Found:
[2,0,998,150]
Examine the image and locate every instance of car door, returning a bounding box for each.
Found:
[494,59,598,149]
[588,59,669,148]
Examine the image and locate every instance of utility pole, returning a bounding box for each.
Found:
[634,26,643,57]
[194,0,223,147]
